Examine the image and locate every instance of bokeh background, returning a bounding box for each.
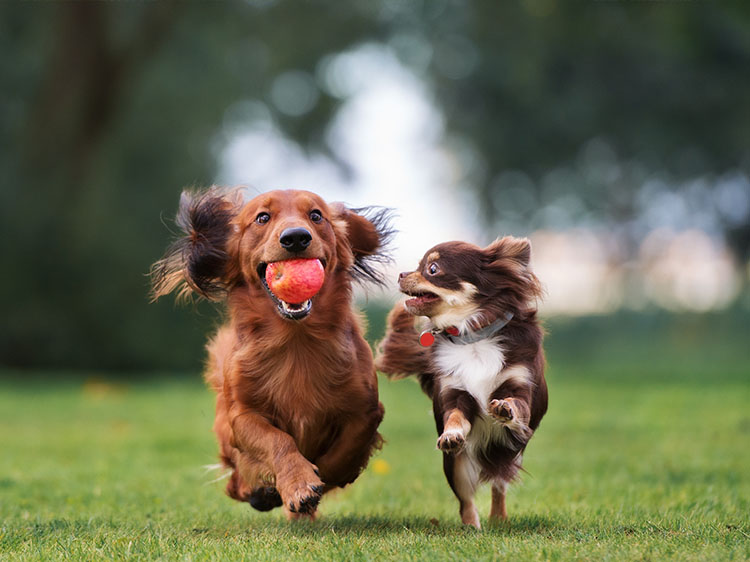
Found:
[2,3,749,558]
[2,1,749,371]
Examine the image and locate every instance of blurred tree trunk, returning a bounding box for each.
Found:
[22,2,176,185]
[6,3,177,368]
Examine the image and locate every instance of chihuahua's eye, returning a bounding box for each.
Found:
[427,262,440,275]
[255,212,270,225]
[309,209,323,223]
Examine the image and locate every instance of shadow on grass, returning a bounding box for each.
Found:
[216,512,747,541]
[6,515,557,543]
[210,513,572,539]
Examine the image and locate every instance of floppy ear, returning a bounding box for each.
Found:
[150,187,242,302]
[333,205,395,285]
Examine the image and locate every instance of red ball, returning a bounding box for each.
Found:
[265,259,325,304]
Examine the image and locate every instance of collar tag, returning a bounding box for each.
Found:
[418,330,436,347]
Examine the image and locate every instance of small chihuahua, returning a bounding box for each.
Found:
[376,236,547,528]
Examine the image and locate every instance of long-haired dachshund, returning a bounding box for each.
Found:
[376,237,547,528]
[151,187,392,519]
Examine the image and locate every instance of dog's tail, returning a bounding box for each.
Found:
[375,304,432,379]
[375,304,437,398]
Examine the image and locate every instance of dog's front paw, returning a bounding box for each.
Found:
[248,486,282,512]
[489,399,514,423]
[437,430,465,453]
[277,461,325,516]
[287,482,324,515]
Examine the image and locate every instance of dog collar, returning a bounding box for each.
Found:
[418,311,514,347]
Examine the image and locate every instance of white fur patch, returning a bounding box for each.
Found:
[435,342,532,452]
[454,453,482,528]
[434,338,507,411]
[453,453,482,500]
[464,413,498,454]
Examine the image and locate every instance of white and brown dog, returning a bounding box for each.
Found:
[376,237,547,528]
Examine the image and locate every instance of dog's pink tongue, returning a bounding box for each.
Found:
[265,259,325,304]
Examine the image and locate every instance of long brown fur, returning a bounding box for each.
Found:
[376,236,547,528]
[151,187,393,519]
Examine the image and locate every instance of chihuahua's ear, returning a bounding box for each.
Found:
[150,187,243,302]
[333,205,395,285]
[484,235,543,302]
[485,236,532,269]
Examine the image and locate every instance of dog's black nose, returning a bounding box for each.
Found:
[279,227,312,253]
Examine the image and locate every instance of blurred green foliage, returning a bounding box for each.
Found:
[1,2,748,370]
[1,2,375,370]
[418,2,750,251]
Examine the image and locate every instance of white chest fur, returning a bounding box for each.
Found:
[434,338,532,456]
[433,338,507,412]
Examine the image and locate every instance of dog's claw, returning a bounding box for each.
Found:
[290,485,323,514]
[490,399,514,422]
[284,478,324,515]
[437,431,465,453]
[297,493,321,514]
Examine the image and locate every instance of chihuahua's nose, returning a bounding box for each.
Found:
[398,272,409,281]
[279,227,312,253]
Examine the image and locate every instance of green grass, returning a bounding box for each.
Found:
[1,330,749,560]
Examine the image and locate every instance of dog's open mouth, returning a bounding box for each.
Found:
[403,289,441,308]
[257,261,325,321]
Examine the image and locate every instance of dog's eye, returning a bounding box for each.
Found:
[427,262,440,275]
[309,210,323,223]
[255,212,270,225]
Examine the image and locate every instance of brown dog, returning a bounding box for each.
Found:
[376,237,547,528]
[151,187,392,519]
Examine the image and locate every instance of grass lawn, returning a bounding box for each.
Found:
[1,317,749,560]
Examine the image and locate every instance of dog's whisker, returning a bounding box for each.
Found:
[204,471,232,486]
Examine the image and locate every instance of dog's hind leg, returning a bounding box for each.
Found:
[489,479,508,521]
[315,401,384,488]
[444,452,482,529]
